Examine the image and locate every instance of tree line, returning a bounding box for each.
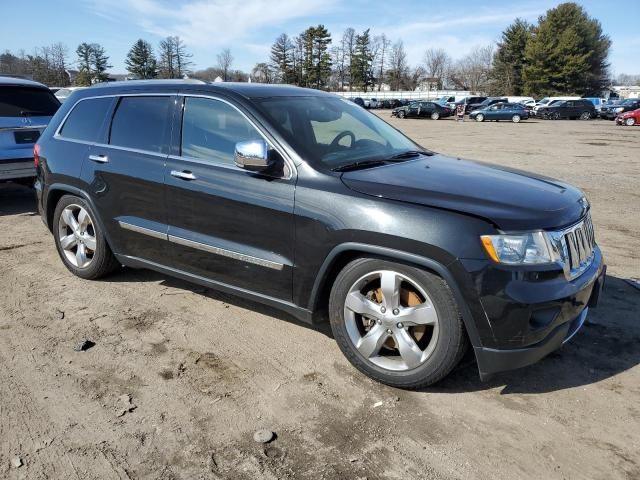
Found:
[0,3,618,96]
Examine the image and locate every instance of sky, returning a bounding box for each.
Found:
[1,0,638,76]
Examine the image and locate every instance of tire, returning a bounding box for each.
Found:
[552,112,561,120]
[430,111,440,120]
[53,195,120,280]
[329,258,468,389]
[511,114,521,123]
[625,117,636,126]
[398,110,405,119]
[475,114,484,122]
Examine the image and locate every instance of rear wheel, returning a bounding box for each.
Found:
[475,114,484,122]
[430,111,440,120]
[329,258,467,389]
[511,114,521,123]
[625,117,636,126]
[53,195,120,279]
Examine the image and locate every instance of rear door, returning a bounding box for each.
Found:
[164,94,296,301]
[80,94,173,264]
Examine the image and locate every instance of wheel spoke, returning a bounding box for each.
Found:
[59,234,77,250]
[398,303,437,326]
[356,324,389,359]
[83,234,97,251]
[77,208,90,231]
[379,271,401,309]
[345,291,382,318]
[75,243,88,268]
[396,329,423,369]
[61,208,79,231]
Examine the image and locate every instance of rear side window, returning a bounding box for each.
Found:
[0,86,60,117]
[59,97,112,142]
[181,97,262,165]
[109,96,170,153]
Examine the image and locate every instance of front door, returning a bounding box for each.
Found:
[165,95,296,301]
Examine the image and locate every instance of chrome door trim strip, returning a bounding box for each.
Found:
[167,234,284,271]
[118,221,168,240]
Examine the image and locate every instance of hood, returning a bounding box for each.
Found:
[340,155,586,230]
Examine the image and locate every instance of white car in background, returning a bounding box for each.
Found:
[54,87,87,103]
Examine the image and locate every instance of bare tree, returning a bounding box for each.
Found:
[251,62,273,83]
[217,48,234,81]
[450,45,494,93]
[423,48,452,89]
[158,36,192,79]
[386,41,409,91]
[374,34,391,91]
[342,28,356,90]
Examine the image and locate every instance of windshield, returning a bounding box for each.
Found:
[622,99,638,105]
[254,96,423,170]
[0,86,60,117]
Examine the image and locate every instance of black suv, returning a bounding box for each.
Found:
[600,98,640,120]
[538,99,596,120]
[35,81,605,388]
[391,101,452,120]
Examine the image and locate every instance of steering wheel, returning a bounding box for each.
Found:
[329,130,356,149]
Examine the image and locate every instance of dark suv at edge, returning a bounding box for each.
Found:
[35,81,605,389]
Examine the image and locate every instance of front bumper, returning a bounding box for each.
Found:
[463,247,605,378]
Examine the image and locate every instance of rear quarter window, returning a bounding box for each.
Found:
[0,86,60,117]
[109,96,171,153]
[59,97,113,142]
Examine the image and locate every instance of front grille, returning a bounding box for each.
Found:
[560,213,596,279]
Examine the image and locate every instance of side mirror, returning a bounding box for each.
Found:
[234,139,271,171]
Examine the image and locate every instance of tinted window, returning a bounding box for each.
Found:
[109,96,170,153]
[181,97,262,165]
[0,86,60,117]
[59,97,112,142]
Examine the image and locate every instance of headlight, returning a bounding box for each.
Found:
[480,232,560,265]
[615,107,624,112]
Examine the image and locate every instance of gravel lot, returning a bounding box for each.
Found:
[1,116,638,479]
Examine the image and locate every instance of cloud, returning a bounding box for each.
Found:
[85,0,337,48]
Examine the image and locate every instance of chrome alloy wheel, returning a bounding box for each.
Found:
[57,204,96,268]
[343,270,439,371]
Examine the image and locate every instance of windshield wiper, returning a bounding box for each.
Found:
[333,160,389,172]
[389,149,434,159]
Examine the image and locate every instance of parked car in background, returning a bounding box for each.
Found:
[600,98,640,120]
[455,96,487,113]
[35,80,605,388]
[519,99,537,109]
[0,76,60,183]
[363,98,379,109]
[469,102,530,122]
[532,96,580,116]
[349,97,365,108]
[54,87,87,103]
[616,108,640,126]
[537,99,595,120]
[466,97,507,114]
[392,101,453,120]
[582,97,606,114]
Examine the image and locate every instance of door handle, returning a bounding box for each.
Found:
[170,170,196,181]
[88,154,109,163]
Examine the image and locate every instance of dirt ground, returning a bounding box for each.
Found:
[1,116,639,480]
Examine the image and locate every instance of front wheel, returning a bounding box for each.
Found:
[625,117,636,126]
[398,110,406,119]
[475,114,484,122]
[580,111,591,120]
[511,114,521,123]
[53,195,120,279]
[430,111,440,120]
[329,258,467,389]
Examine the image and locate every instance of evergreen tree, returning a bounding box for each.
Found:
[523,2,611,96]
[125,39,157,79]
[75,42,110,85]
[75,42,93,86]
[270,33,295,83]
[300,25,332,89]
[351,29,374,91]
[489,19,532,95]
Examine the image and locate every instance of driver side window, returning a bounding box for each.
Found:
[181,97,262,166]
